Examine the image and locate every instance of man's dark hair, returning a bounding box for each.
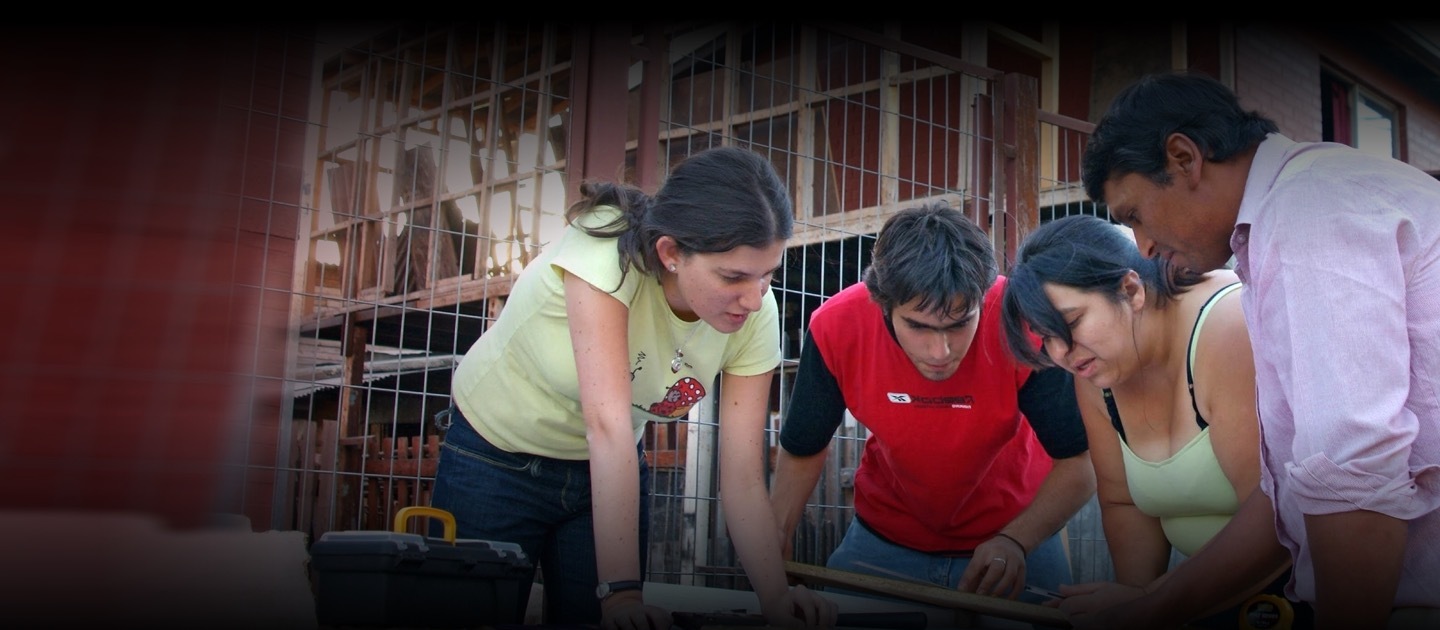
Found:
[862,201,996,319]
[1082,71,1278,204]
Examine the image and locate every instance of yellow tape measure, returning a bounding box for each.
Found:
[1238,593,1294,630]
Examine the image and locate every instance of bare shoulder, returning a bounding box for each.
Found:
[1190,271,1254,384]
[1072,376,1109,419]
[1195,270,1245,333]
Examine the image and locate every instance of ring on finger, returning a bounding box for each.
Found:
[991,556,1006,565]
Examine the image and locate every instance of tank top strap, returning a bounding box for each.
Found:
[1186,282,1243,428]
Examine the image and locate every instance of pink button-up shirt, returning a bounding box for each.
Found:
[1233,134,1440,607]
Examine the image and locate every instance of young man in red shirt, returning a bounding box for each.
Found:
[770,202,1094,603]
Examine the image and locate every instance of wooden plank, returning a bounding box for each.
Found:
[337,324,368,531]
[326,161,356,224]
[314,420,339,540]
[393,146,462,294]
[365,468,382,530]
[784,561,1069,628]
[291,421,315,535]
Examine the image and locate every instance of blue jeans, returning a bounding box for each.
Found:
[429,406,650,624]
[826,517,1072,607]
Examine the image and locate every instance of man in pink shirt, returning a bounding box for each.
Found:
[1058,71,1440,630]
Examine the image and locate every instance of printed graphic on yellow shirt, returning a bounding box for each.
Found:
[646,377,707,418]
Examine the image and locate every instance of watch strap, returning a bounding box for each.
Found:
[595,579,644,600]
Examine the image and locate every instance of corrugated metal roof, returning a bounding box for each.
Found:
[290,338,460,398]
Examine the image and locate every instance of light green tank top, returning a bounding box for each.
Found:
[1117,282,1242,557]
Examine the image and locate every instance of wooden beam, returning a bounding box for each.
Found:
[1002,73,1040,272]
[577,23,632,187]
[637,24,667,193]
[784,561,1069,628]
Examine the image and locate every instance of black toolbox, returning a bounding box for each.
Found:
[310,507,534,628]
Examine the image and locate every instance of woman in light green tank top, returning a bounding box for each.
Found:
[1002,214,1310,629]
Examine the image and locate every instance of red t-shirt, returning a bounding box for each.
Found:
[785,278,1059,553]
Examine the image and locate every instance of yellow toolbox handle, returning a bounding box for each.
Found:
[394,506,456,542]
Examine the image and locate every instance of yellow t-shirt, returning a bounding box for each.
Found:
[450,206,782,460]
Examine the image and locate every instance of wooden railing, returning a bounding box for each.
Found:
[291,420,442,539]
[362,434,442,533]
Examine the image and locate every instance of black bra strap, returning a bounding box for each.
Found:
[1186,282,1242,430]
[1103,388,1126,443]
[1104,282,1240,443]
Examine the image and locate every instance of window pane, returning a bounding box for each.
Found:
[1356,93,1397,159]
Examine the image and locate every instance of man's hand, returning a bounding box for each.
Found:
[956,534,1027,599]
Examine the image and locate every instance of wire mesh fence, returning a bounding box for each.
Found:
[275,21,1121,587]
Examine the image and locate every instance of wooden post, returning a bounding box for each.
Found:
[315,419,339,540]
[336,321,369,530]
[1000,73,1039,272]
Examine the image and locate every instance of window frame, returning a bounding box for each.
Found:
[1321,67,1403,160]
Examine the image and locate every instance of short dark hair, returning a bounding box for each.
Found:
[1001,214,1202,368]
[862,202,996,319]
[567,146,793,286]
[1082,71,1278,204]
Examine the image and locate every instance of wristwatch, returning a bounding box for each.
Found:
[595,580,644,600]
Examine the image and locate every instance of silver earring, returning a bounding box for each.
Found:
[669,265,676,272]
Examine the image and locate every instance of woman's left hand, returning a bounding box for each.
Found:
[1055,581,1155,629]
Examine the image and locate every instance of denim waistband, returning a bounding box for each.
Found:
[854,515,975,558]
